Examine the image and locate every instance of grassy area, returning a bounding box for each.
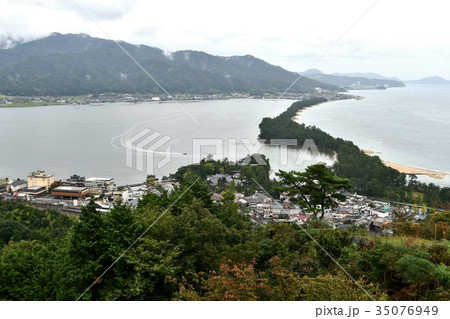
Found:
[0,101,54,108]
[360,234,449,247]
[0,95,90,108]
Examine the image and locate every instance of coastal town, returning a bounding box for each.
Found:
[0,169,429,235]
[0,90,355,108]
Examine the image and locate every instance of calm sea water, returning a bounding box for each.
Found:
[298,85,450,186]
[2,86,448,186]
[0,99,331,185]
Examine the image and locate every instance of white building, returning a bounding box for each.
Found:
[85,177,115,192]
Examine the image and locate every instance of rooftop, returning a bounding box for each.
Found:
[52,186,88,193]
[85,177,114,182]
[11,180,27,186]
[28,170,53,178]
[25,186,46,191]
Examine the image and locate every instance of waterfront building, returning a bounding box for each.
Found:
[51,186,89,199]
[28,170,55,190]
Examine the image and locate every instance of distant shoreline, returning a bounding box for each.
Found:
[0,93,310,109]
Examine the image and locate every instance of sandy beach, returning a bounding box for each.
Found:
[292,107,312,122]
[360,148,380,156]
[382,161,448,179]
[362,149,448,179]
[291,100,449,181]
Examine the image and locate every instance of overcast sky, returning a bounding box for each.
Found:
[1,0,449,80]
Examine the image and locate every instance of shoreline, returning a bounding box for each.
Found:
[384,161,448,180]
[0,93,314,109]
[361,149,448,179]
[292,97,449,181]
[292,94,362,122]
[291,106,314,121]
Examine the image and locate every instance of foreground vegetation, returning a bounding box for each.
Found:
[0,163,449,300]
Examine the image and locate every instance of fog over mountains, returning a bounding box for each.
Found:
[0,33,342,96]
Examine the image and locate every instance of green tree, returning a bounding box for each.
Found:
[299,273,384,301]
[277,163,351,219]
[66,200,106,300]
[98,203,142,300]
[123,238,180,300]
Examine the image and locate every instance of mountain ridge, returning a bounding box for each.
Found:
[0,33,341,96]
[300,69,405,89]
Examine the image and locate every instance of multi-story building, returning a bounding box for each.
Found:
[28,170,55,190]
[63,174,86,187]
[85,177,115,193]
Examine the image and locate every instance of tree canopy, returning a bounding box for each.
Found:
[276,163,351,219]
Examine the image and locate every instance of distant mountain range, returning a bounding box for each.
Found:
[332,72,402,82]
[406,76,450,85]
[300,69,405,89]
[0,33,342,96]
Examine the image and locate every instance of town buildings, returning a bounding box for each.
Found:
[1,169,428,235]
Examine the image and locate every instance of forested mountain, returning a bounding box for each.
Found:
[0,33,341,96]
[301,69,405,89]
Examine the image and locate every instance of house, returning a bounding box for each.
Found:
[9,179,28,193]
[371,206,393,218]
[297,214,309,225]
[23,186,47,199]
[113,190,131,204]
[211,193,224,203]
[85,177,115,193]
[372,200,389,207]
[282,201,292,209]
[238,198,247,206]
[207,174,233,186]
[63,174,86,187]
[94,201,113,213]
[244,193,272,205]
[252,203,271,216]
[28,170,54,190]
[270,204,282,216]
[374,211,390,218]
